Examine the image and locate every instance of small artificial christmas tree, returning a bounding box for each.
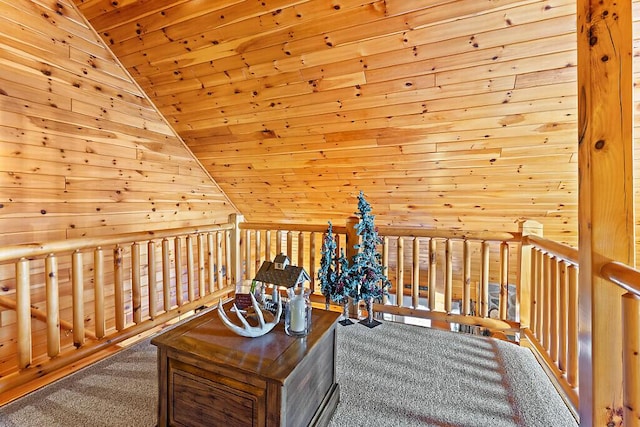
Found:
[318,221,358,325]
[318,221,338,310]
[350,191,390,327]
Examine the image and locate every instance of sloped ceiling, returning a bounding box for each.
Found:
[73,0,579,246]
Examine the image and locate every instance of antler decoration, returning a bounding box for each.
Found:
[217,293,282,338]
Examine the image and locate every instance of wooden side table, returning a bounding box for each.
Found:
[151,303,341,427]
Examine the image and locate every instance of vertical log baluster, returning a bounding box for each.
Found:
[114,246,125,331]
[412,237,420,309]
[45,254,60,357]
[310,232,317,293]
[530,248,539,337]
[567,264,579,388]
[298,232,304,271]
[535,249,544,341]
[175,237,184,306]
[131,242,142,325]
[207,233,215,293]
[463,240,471,315]
[216,231,223,290]
[622,293,640,427]
[550,257,559,363]
[396,237,404,308]
[162,238,171,311]
[382,236,389,305]
[287,231,293,260]
[499,242,509,320]
[94,248,105,339]
[197,233,206,299]
[276,230,284,256]
[16,258,31,369]
[225,230,232,286]
[445,239,452,314]
[243,229,251,280]
[72,250,84,347]
[264,230,272,262]
[148,241,158,319]
[428,238,436,311]
[558,261,569,374]
[542,253,551,352]
[480,241,489,318]
[186,235,195,302]
[254,230,262,274]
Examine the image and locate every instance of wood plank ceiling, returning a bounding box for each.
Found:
[72,0,581,247]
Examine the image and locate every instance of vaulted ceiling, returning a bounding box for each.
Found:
[72,0,581,247]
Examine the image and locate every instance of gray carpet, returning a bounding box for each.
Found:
[0,321,577,427]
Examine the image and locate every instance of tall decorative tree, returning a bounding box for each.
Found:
[351,191,390,327]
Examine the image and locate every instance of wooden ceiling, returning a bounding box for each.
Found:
[72,0,580,246]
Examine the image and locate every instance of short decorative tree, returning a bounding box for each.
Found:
[350,191,390,327]
[318,222,358,325]
[318,221,338,309]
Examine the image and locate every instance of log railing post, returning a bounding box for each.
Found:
[480,241,489,318]
[517,220,543,329]
[577,0,633,424]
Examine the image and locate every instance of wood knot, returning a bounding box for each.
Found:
[595,140,605,150]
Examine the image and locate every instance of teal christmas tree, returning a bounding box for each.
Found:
[318,221,338,309]
[351,191,390,327]
[318,221,358,325]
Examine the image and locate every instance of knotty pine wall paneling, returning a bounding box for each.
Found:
[0,0,237,246]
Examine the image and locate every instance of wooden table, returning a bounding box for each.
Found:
[151,303,341,427]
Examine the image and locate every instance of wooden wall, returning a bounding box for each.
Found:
[73,0,580,251]
[0,0,238,248]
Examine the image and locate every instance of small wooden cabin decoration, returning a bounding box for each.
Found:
[254,254,310,288]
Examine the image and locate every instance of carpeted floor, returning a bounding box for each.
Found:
[0,321,577,427]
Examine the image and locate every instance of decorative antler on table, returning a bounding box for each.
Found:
[217,293,282,338]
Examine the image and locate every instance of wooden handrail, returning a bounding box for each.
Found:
[0,223,233,263]
[600,261,640,297]
[241,222,520,242]
[523,235,579,265]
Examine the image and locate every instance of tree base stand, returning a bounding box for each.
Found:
[339,318,354,326]
[359,318,381,328]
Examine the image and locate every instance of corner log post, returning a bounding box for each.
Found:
[576,0,634,426]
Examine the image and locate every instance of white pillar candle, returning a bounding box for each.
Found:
[290,295,306,333]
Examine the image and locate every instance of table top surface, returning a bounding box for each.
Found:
[151,302,341,382]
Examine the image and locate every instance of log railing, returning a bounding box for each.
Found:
[519,233,580,415]
[0,222,236,396]
[240,219,523,334]
[2,214,637,424]
[599,261,640,426]
[522,234,640,425]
